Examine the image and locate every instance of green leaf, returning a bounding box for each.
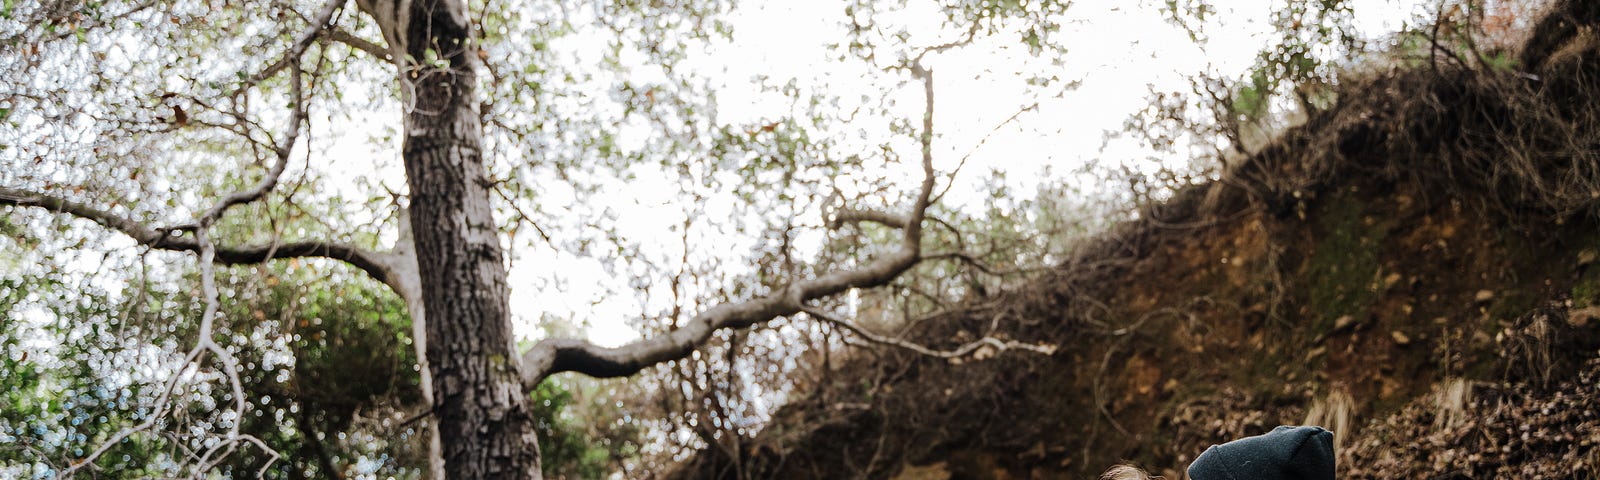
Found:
[1023,29,1041,52]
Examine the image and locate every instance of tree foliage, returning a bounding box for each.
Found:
[0,0,1076,475]
[0,0,1408,475]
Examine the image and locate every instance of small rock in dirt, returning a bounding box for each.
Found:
[1580,249,1597,267]
[1335,315,1357,331]
[1570,307,1600,328]
[1475,290,1496,303]
[1392,331,1412,345]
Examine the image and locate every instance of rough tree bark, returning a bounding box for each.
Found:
[392,0,542,477]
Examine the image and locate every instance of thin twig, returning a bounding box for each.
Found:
[801,306,1055,360]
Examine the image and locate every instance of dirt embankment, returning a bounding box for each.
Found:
[673,2,1600,478]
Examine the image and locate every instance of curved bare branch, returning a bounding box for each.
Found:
[329,29,393,62]
[827,207,909,230]
[519,65,945,390]
[233,0,348,97]
[518,225,923,387]
[0,185,399,284]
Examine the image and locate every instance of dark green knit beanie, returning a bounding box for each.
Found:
[1186,425,1335,480]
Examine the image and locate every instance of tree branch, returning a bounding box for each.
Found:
[827,207,909,230]
[910,20,981,67]
[328,28,393,62]
[172,63,307,233]
[233,0,347,97]
[800,306,1055,360]
[518,231,926,385]
[519,64,945,390]
[0,186,398,284]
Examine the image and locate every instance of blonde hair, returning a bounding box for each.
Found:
[1100,464,1162,480]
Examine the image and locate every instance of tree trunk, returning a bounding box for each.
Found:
[399,0,541,477]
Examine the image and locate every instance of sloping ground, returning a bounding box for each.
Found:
[672,3,1600,479]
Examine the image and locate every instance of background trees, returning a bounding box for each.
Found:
[0,0,1072,476]
[0,0,1474,477]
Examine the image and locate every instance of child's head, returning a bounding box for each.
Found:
[1099,464,1157,480]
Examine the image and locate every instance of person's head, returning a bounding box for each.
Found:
[1186,425,1335,480]
[1099,464,1158,480]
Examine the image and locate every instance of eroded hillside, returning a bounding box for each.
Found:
[672,2,1600,478]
